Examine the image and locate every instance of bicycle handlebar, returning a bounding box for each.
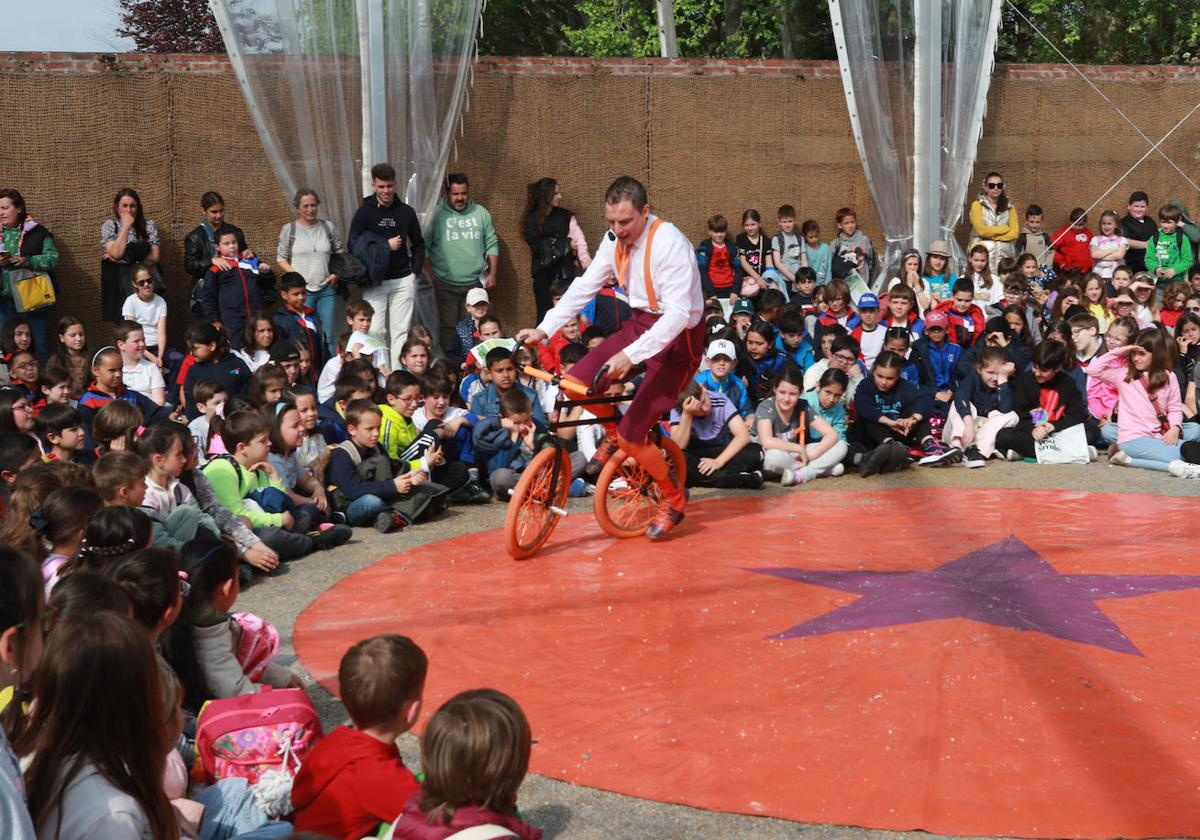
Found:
[519,363,612,397]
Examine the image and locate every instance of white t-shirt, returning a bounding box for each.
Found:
[413,405,469,427]
[121,293,168,347]
[122,357,165,400]
[235,348,270,373]
[857,325,887,368]
[1089,234,1128,279]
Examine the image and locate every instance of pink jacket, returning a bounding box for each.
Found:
[1084,350,1183,444]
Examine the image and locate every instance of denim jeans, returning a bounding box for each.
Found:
[1118,436,1183,473]
[305,283,339,358]
[345,493,389,526]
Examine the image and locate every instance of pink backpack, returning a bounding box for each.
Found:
[195,686,323,784]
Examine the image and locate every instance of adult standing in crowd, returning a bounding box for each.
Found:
[968,171,1019,273]
[184,191,250,313]
[276,187,346,358]
[426,173,499,351]
[1122,190,1157,275]
[100,188,162,323]
[349,162,425,367]
[0,188,58,361]
[523,178,591,322]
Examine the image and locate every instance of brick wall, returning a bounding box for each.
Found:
[1,52,1198,339]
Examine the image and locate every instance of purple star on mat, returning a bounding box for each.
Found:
[747,535,1200,656]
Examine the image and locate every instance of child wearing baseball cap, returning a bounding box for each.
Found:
[445,287,492,366]
[694,336,750,416]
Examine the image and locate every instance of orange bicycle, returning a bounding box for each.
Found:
[503,364,686,559]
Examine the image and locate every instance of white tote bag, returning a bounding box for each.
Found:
[1034,423,1090,465]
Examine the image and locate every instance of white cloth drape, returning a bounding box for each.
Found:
[210,0,481,235]
[829,0,1001,288]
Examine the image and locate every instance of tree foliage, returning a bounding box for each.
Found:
[998,2,1200,65]
[117,0,226,53]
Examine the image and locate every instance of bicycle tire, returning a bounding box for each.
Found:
[593,437,686,538]
[504,447,572,559]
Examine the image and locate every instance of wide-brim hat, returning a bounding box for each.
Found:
[927,240,952,258]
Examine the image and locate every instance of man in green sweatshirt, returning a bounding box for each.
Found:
[426,173,499,349]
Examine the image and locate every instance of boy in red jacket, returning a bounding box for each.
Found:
[1051,207,1094,276]
[934,279,986,348]
[291,634,427,839]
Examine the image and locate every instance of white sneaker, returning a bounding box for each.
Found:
[1109,450,1133,467]
[780,469,799,487]
[1168,460,1200,479]
[1005,449,1022,462]
[1087,445,1098,462]
[829,463,845,477]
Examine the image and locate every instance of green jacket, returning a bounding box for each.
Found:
[200,456,287,529]
[426,198,498,285]
[1,223,58,296]
[1146,229,1193,283]
[378,403,425,472]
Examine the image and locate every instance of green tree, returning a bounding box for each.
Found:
[998,2,1200,65]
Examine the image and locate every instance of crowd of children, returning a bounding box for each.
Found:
[3,183,1200,838]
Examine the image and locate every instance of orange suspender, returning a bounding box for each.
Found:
[614,218,663,312]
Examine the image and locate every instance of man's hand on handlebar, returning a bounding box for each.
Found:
[603,350,634,381]
[515,328,547,347]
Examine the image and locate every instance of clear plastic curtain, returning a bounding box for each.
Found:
[209,0,482,234]
[829,0,1001,288]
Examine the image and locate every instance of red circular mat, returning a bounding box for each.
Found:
[294,489,1200,838]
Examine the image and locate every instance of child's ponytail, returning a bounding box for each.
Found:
[162,534,240,712]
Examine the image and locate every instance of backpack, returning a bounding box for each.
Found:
[194,685,322,785]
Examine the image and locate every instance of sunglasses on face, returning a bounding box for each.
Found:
[134,280,154,287]
[986,181,1004,189]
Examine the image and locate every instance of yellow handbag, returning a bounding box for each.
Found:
[8,268,55,313]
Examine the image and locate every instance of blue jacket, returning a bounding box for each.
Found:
[348,230,393,286]
[853,376,934,424]
[694,368,750,417]
[749,351,787,404]
[274,305,328,370]
[953,371,1014,417]
[775,334,815,373]
[912,336,963,392]
[201,260,271,333]
[468,383,548,427]
[183,353,250,420]
[317,396,348,445]
[472,415,532,472]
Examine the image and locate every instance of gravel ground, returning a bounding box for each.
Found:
[237,461,1200,840]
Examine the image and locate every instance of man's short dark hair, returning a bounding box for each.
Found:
[444,172,468,190]
[605,176,648,210]
[371,162,396,182]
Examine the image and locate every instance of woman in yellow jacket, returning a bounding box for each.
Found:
[968,171,1019,273]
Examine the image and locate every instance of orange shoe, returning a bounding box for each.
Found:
[584,432,621,478]
[646,487,687,540]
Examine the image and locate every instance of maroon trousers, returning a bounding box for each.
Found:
[567,310,705,444]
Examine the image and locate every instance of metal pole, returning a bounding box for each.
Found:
[912,0,941,254]
[356,0,387,195]
[655,0,678,59]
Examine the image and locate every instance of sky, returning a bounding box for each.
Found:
[1,0,134,52]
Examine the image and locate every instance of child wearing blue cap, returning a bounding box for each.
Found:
[849,292,885,367]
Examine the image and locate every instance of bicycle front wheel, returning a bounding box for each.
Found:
[593,437,686,538]
[504,447,572,559]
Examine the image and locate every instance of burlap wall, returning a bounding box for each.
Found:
[1,58,1198,348]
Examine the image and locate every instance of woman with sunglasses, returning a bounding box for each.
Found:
[968,172,1019,274]
[101,188,161,323]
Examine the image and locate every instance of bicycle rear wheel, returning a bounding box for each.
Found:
[504,447,572,559]
[593,437,686,538]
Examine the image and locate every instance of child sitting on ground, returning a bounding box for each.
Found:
[291,635,428,837]
[201,409,342,561]
[669,381,763,489]
[182,323,250,421]
[475,388,554,500]
[327,399,444,532]
[387,689,543,840]
[994,339,1088,461]
[36,402,85,463]
[136,424,221,549]
[162,534,298,710]
[943,346,1017,466]
[757,366,847,486]
[854,350,961,475]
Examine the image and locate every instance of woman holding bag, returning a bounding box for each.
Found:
[101,188,162,322]
[0,188,58,361]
